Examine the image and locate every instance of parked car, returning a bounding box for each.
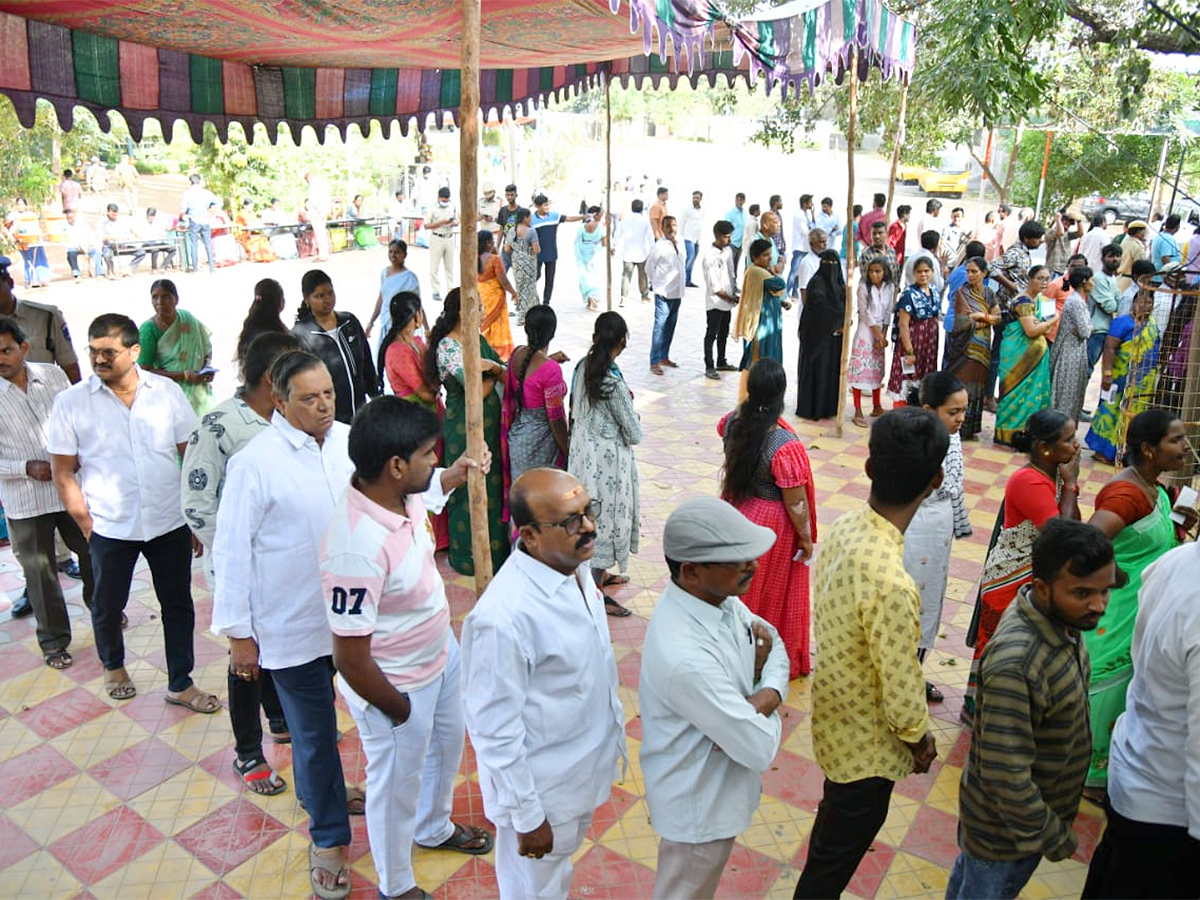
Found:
[1080,191,1151,225]
[918,166,969,198]
[895,162,925,184]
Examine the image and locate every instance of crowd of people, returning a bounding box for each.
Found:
[0,168,1198,900]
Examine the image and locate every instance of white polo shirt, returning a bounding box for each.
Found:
[47,367,195,541]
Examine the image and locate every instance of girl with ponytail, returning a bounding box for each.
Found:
[717,358,817,678]
[502,306,570,479]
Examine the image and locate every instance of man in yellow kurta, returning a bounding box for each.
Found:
[794,407,948,899]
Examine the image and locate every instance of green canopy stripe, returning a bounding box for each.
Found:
[369,67,397,116]
[494,67,513,104]
[188,54,224,114]
[439,67,460,109]
[282,67,316,120]
[72,30,119,106]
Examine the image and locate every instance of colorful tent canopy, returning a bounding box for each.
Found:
[0,0,916,142]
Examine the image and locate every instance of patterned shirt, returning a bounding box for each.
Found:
[180,391,270,547]
[958,587,1091,861]
[0,362,71,519]
[988,241,1032,302]
[810,504,929,783]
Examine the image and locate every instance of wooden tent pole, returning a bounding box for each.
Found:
[605,68,613,311]
[458,0,493,591]
[833,45,859,439]
[884,76,908,221]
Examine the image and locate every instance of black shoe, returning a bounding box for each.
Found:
[705,368,721,380]
[1078,409,1093,422]
[10,592,32,618]
[57,559,82,580]
[716,363,737,372]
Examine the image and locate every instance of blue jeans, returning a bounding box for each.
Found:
[650,295,681,366]
[786,249,805,297]
[187,221,215,272]
[268,655,351,848]
[66,248,102,277]
[945,851,1040,900]
[684,240,698,285]
[1087,331,1108,371]
[89,526,195,692]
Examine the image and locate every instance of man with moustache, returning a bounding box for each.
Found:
[948,520,1122,899]
[211,350,359,900]
[463,468,626,899]
[322,397,493,900]
[640,496,790,899]
[48,314,212,710]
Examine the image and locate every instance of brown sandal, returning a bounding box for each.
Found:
[165,686,221,713]
[104,666,136,700]
[308,844,350,900]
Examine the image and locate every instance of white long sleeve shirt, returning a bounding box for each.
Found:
[1108,542,1200,839]
[617,213,654,264]
[210,414,354,670]
[791,209,813,255]
[679,205,704,243]
[462,549,626,833]
[639,581,789,843]
[646,237,686,300]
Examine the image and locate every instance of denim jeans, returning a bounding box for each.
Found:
[66,248,102,278]
[786,249,805,297]
[89,526,195,692]
[1086,331,1108,371]
[650,295,681,366]
[268,655,351,848]
[944,851,1040,900]
[187,221,215,272]
[684,240,698,285]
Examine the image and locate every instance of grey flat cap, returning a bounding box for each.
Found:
[663,496,776,564]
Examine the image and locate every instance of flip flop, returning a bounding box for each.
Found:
[604,597,632,618]
[309,844,351,900]
[165,686,222,714]
[232,757,287,796]
[104,667,136,700]
[346,785,366,815]
[600,573,630,588]
[925,681,944,703]
[423,822,494,855]
[44,650,74,670]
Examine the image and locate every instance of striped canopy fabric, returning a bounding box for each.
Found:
[0,0,916,142]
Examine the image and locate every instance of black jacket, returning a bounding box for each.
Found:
[292,312,378,424]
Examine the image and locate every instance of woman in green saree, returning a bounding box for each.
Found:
[1085,290,1160,466]
[424,288,510,576]
[137,279,214,415]
[994,265,1057,446]
[1084,409,1195,803]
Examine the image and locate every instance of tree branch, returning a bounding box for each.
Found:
[1064,0,1198,54]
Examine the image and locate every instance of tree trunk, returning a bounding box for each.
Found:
[1001,121,1025,203]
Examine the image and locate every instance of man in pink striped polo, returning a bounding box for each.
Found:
[321,396,494,900]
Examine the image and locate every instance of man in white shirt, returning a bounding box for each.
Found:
[617,200,654,306]
[47,314,214,711]
[797,228,828,303]
[63,209,101,279]
[641,496,789,899]
[462,468,626,900]
[211,350,357,900]
[0,318,92,669]
[646,216,687,375]
[787,194,815,298]
[680,190,705,287]
[322,397,492,900]
[701,221,738,379]
[426,187,459,303]
[1078,214,1109,273]
[137,207,177,273]
[304,171,333,261]
[1082,539,1200,899]
[182,332,300,793]
[906,198,943,258]
[814,197,842,250]
[179,173,217,273]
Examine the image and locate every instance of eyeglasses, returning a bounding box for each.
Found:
[532,499,601,536]
[86,346,130,362]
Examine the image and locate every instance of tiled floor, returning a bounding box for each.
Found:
[0,286,1112,899]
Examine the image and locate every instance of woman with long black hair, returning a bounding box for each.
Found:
[235,278,289,375]
[503,305,569,480]
[568,311,639,616]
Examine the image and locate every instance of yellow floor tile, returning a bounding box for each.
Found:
[90,839,218,900]
[127,767,238,835]
[221,829,310,899]
[7,773,122,845]
[741,796,814,863]
[0,849,83,899]
[597,799,660,868]
[48,712,151,770]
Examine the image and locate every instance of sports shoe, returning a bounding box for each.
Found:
[57,559,82,580]
[705,368,720,380]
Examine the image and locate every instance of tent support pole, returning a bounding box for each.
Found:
[458,0,493,591]
[884,75,908,220]
[833,45,859,440]
[605,69,613,311]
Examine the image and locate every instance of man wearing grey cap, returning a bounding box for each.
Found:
[640,495,790,899]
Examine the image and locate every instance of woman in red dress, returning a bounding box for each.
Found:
[717,358,816,678]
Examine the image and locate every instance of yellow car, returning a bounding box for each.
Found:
[896,163,925,184]
[919,166,969,198]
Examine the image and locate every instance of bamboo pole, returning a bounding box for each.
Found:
[884,77,908,221]
[832,45,859,439]
[605,69,613,311]
[458,0,493,591]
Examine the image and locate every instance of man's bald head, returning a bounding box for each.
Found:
[511,468,597,574]
[511,468,584,528]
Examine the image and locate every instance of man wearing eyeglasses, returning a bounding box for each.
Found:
[47,313,217,713]
[639,496,789,899]
[462,468,626,899]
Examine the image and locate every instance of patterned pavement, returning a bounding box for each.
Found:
[0,265,1114,899]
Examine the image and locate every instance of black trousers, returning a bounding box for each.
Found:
[1082,802,1200,899]
[537,259,557,304]
[90,525,195,692]
[731,245,742,278]
[6,511,93,654]
[794,776,894,899]
[704,309,732,369]
[227,664,288,762]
